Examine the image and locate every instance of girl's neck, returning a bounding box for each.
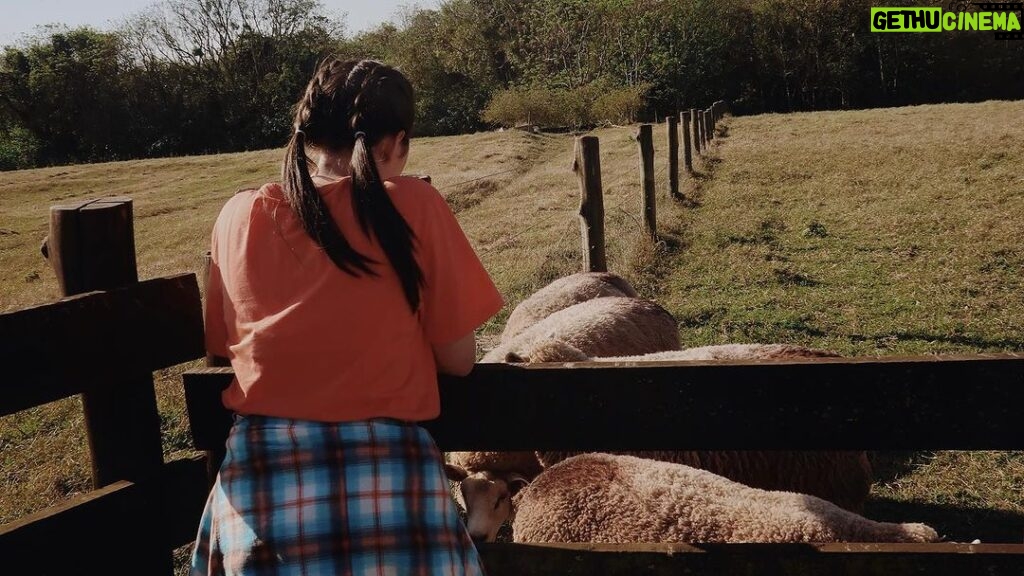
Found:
[313,150,353,182]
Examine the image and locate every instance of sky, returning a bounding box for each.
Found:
[0,0,441,47]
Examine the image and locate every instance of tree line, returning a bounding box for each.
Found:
[2,0,1021,170]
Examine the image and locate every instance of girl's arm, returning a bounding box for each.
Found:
[433,332,476,376]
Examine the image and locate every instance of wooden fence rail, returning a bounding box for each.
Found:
[184,355,1024,454]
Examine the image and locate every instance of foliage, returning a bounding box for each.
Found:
[592,85,648,125]
[0,126,39,170]
[0,0,1021,168]
[483,82,649,129]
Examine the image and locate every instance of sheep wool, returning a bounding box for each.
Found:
[447,450,543,479]
[535,450,871,513]
[500,272,638,342]
[513,453,938,544]
[483,297,680,363]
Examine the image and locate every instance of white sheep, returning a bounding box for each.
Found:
[481,297,680,363]
[510,340,841,363]
[500,272,637,342]
[454,341,873,542]
[470,454,940,544]
[446,276,654,521]
[506,341,871,513]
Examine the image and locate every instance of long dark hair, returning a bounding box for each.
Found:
[282,58,423,312]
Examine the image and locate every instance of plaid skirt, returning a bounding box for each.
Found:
[190,415,486,576]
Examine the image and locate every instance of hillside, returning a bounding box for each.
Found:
[1,101,1023,549]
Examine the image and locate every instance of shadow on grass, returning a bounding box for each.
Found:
[848,331,1024,350]
[865,497,1024,544]
[674,194,703,209]
[870,451,934,484]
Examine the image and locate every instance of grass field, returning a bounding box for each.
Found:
[2,100,1023,554]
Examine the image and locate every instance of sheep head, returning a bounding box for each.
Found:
[445,463,530,543]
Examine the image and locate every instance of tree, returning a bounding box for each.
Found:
[0,27,131,164]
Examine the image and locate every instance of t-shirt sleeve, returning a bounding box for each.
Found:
[204,225,230,358]
[416,186,504,345]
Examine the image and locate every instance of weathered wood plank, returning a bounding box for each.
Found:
[429,355,1024,450]
[635,124,657,240]
[0,457,208,572]
[182,354,1024,451]
[0,480,172,575]
[183,368,234,482]
[573,136,607,273]
[160,456,213,549]
[0,273,205,416]
[477,542,1024,576]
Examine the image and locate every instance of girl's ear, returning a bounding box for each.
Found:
[374,131,407,163]
[392,130,408,160]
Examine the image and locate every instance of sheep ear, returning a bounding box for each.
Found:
[507,473,530,496]
[444,463,469,482]
[505,351,528,363]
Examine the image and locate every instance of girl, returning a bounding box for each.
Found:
[191,58,502,575]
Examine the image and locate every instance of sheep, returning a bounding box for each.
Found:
[446,450,543,484]
[445,464,531,544]
[502,341,871,514]
[481,297,680,363]
[445,279,663,524]
[453,340,871,542]
[534,450,872,514]
[510,453,938,544]
[500,272,638,342]
[509,340,841,363]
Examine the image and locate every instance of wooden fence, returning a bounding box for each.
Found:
[3,162,1024,574]
[578,100,729,273]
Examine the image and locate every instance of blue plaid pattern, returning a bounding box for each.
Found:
[190,416,485,576]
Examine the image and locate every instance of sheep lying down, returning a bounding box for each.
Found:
[513,340,841,363]
[500,272,637,342]
[496,453,939,544]
[482,297,680,363]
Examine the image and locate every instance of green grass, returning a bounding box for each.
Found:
[1,101,1023,546]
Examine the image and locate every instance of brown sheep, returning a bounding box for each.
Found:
[500,272,637,342]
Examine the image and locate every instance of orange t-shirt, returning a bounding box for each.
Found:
[204,176,503,422]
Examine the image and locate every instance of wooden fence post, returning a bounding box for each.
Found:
[681,111,693,175]
[46,196,171,571]
[635,124,657,240]
[200,251,229,486]
[690,108,701,155]
[707,108,715,141]
[667,114,679,198]
[573,136,607,273]
[698,113,706,150]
